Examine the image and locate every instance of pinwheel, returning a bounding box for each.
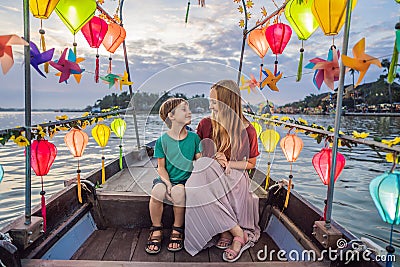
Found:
[55,49,85,83]
[0,35,29,74]
[341,38,381,87]
[50,48,82,83]
[305,48,340,90]
[240,74,259,94]
[119,71,133,91]
[100,73,122,89]
[260,68,282,92]
[30,41,54,78]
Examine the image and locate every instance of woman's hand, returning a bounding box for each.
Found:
[215,152,228,167]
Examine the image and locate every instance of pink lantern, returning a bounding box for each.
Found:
[31,139,57,231]
[312,147,345,185]
[81,16,108,82]
[265,23,292,75]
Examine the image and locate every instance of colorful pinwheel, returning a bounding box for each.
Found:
[240,74,259,94]
[305,48,340,90]
[119,71,133,91]
[260,68,282,92]
[100,73,122,89]
[0,35,28,74]
[50,48,82,83]
[55,49,85,83]
[30,41,54,78]
[341,38,381,87]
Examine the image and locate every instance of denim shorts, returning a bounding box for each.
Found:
[152,177,187,188]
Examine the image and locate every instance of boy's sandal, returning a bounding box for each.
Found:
[222,234,252,262]
[215,237,232,249]
[167,226,184,252]
[145,226,163,254]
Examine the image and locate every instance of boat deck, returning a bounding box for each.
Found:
[69,228,279,263]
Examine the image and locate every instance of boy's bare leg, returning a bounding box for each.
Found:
[170,185,185,249]
[148,183,167,251]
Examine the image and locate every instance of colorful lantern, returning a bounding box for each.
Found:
[111,118,126,169]
[92,124,111,184]
[31,140,57,231]
[312,147,345,185]
[248,26,269,82]
[55,0,96,54]
[0,164,4,184]
[265,23,292,75]
[369,171,400,267]
[102,23,126,73]
[388,23,400,84]
[29,0,60,73]
[280,133,303,208]
[251,121,262,138]
[64,129,89,203]
[285,0,319,81]
[81,16,108,83]
[260,129,280,190]
[312,0,358,36]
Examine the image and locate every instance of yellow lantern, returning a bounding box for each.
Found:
[280,133,304,208]
[251,121,262,138]
[312,0,358,36]
[92,124,111,184]
[260,129,280,190]
[111,118,126,169]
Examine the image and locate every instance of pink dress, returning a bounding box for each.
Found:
[184,117,261,256]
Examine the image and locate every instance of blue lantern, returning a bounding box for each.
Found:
[369,170,400,267]
[0,164,3,183]
[369,171,400,225]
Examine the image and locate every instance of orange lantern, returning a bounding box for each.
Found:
[102,23,126,73]
[64,129,89,203]
[248,26,270,82]
[280,133,303,208]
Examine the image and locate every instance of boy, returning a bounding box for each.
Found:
[145,98,201,254]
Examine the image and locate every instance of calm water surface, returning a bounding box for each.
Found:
[0,111,399,256]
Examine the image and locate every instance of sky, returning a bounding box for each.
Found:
[0,0,399,109]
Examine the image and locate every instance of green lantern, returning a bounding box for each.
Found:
[111,118,126,170]
[285,0,319,82]
[369,171,400,267]
[55,0,96,54]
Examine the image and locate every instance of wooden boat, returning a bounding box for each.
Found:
[0,143,386,267]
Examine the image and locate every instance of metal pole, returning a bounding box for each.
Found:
[23,0,32,225]
[119,0,141,149]
[236,0,248,85]
[325,0,353,228]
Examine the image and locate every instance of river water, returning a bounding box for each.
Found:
[0,111,399,257]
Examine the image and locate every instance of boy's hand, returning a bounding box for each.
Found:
[224,162,231,175]
[215,152,228,167]
[165,182,173,202]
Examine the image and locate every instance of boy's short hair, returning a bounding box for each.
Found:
[159,98,187,128]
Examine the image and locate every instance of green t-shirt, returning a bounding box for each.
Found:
[154,131,201,184]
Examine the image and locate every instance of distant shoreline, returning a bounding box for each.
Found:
[0,109,86,112]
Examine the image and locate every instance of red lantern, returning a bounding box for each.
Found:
[64,129,89,203]
[102,23,126,73]
[81,16,108,83]
[312,147,345,185]
[265,23,292,75]
[31,139,57,231]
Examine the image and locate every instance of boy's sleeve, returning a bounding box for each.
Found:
[195,134,202,154]
[153,137,165,158]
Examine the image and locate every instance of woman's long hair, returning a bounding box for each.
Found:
[210,80,249,161]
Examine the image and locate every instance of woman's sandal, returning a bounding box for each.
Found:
[222,233,252,262]
[167,226,184,252]
[145,226,163,254]
[215,234,232,249]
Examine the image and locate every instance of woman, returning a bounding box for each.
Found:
[184,80,260,262]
